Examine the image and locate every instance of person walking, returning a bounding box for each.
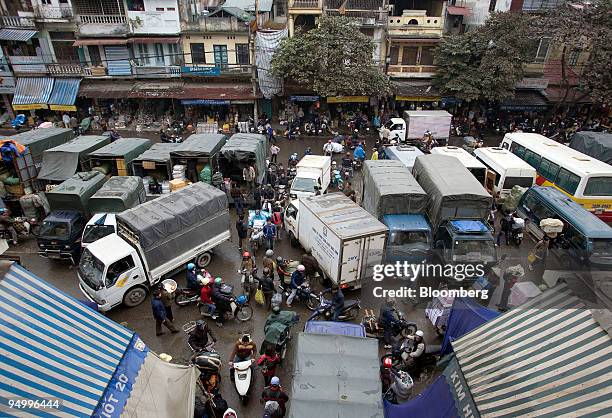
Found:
[259,267,276,311]
[262,218,276,251]
[270,144,280,163]
[69,115,79,135]
[236,215,248,252]
[497,212,512,246]
[257,347,280,386]
[152,289,179,336]
[161,283,176,322]
[62,113,70,129]
[371,148,379,160]
[231,183,244,216]
[261,377,289,417]
[243,164,256,191]
[253,186,262,210]
[528,236,550,271]
[497,264,524,311]
[271,207,283,240]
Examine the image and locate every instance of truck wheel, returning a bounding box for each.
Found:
[195,252,212,268]
[123,285,148,308]
[289,232,299,248]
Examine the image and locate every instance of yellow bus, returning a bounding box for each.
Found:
[500,133,612,222]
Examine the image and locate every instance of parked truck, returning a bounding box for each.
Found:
[289,155,332,199]
[412,155,496,273]
[381,110,452,143]
[78,182,231,311]
[82,176,147,248]
[38,171,107,263]
[361,160,431,263]
[284,193,387,289]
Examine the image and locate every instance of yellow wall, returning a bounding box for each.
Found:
[181,34,250,65]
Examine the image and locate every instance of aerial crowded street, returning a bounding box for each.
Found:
[0,0,611,417]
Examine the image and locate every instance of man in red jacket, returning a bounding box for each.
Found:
[200,277,217,319]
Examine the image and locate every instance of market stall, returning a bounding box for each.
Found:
[0,261,198,417]
[169,133,227,183]
[88,137,152,176]
[132,142,180,181]
[37,135,111,184]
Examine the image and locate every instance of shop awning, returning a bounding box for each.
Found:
[72,38,128,46]
[12,77,54,110]
[543,86,593,104]
[451,285,612,417]
[79,81,135,98]
[447,5,471,15]
[0,28,37,41]
[128,37,180,44]
[500,90,548,111]
[393,81,441,101]
[48,78,81,111]
[327,96,369,103]
[181,83,258,100]
[0,261,198,417]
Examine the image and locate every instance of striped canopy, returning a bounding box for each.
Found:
[452,285,612,417]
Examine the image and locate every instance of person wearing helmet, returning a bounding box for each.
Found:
[353,142,365,162]
[323,285,345,321]
[212,277,231,327]
[188,319,217,352]
[263,249,275,274]
[200,277,217,319]
[229,334,257,380]
[401,330,426,366]
[241,251,256,277]
[286,264,306,307]
[261,376,289,417]
[186,263,200,290]
[259,267,275,311]
[380,298,399,349]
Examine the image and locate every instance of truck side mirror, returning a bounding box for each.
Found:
[435,240,445,250]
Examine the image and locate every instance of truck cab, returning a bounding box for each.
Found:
[289,156,331,199]
[37,210,86,264]
[284,199,299,246]
[383,214,432,263]
[434,220,497,273]
[381,118,406,143]
[290,172,324,199]
[78,233,147,311]
[82,213,117,248]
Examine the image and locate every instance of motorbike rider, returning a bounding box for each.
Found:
[0,208,18,244]
[259,267,276,310]
[324,286,345,321]
[401,330,426,370]
[229,333,257,380]
[261,376,290,417]
[276,256,291,286]
[212,277,232,327]
[277,172,288,187]
[341,152,353,177]
[353,143,366,162]
[263,250,275,277]
[304,146,312,156]
[286,264,306,308]
[186,263,200,290]
[188,319,217,352]
[380,298,400,349]
[263,183,276,204]
[200,277,217,319]
[241,251,256,276]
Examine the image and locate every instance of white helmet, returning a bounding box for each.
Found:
[200,277,210,286]
[265,249,274,257]
[297,264,305,272]
[415,330,424,338]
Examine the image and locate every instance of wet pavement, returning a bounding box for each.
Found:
[3,131,540,417]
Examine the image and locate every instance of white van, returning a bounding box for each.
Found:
[474,147,536,198]
[431,146,488,186]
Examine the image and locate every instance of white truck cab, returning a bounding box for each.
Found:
[81,213,117,248]
[289,155,331,199]
[78,233,146,311]
[284,199,300,245]
[380,118,406,143]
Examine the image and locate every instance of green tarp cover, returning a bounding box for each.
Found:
[9,128,74,163]
[88,137,152,164]
[170,133,227,158]
[88,176,145,214]
[133,142,180,164]
[220,133,268,184]
[45,171,107,215]
[37,135,111,182]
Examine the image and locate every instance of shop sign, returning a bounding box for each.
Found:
[395,95,441,102]
[181,99,230,105]
[49,105,77,111]
[13,103,48,110]
[443,357,480,418]
[442,97,462,105]
[326,96,369,103]
[181,65,221,76]
[515,78,549,90]
[290,95,319,102]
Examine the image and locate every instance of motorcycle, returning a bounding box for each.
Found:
[381,341,441,380]
[175,270,212,306]
[278,281,318,310]
[199,285,253,322]
[307,292,361,322]
[510,216,525,246]
[362,308,417,340]
[239,267,258,297]
[331,168,344,191]
[249,222,265,254]
[261,310,299,362]
[352,158,363,172]
[184,322,222,393]
[288,153,299,167]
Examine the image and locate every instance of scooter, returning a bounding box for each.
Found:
[229,357,256,404]
[362,308,417,340]
[175,271,212,306]
[308,292,361,321]
[510,216,525,246]
[278,282,318,310]
[382,341,441,380]
[239,268,258,297]
[331,168,344,191]
[382,366,414,404]
[288,153,299,167]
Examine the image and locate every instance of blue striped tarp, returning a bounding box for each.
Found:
[48,78,81,107]
[0,263,134,417]
[452,285,612,417]
[12,77,54,106]
[0,29,37,42]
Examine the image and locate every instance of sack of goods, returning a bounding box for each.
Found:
[540,218,564,234]
[172,164,186,180]
[194,352,222,372]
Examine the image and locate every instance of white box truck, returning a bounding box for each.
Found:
[77,182,231,311]
[284,193,387,289]
[381,110,452,143]
[289,155,331,199]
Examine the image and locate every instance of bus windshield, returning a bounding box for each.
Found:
[584,177,612,197]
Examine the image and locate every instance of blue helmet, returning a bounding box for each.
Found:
[236,295,247,305]
[187,263,196,271]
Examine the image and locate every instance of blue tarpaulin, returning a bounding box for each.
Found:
[48,78,81,110]
[304,321,366,337]
[384,376,458,418]
[441,297,499,355]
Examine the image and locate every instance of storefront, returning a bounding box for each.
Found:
[326,96,376,129]
[391,81,441,113]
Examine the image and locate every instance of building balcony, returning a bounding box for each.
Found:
[33,5,74,21]
[181,17,250,32]
[0,15,36,28]
[388,10,444,38]
[8,56,47,74]
[133,65,182,78]
[76,14,129,37]
[47,63,89,76]
[182,63,251,76]
[387,64,436,78]
[127,11,180,35]
[288,0,324,14]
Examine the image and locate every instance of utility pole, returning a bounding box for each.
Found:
[250,0,259,120]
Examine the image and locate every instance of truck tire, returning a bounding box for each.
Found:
[195,252,212,268]
[123,285,148,308]
[289,232,299,248]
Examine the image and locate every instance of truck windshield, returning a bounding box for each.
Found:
[590,239,612,265]
[39,220,70,239]
[389,231,430,247]
[79,249,106,290]
[292,177,317,193]
[453,239,496,263]
[502,176,534,189]
[82,225,115,244]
